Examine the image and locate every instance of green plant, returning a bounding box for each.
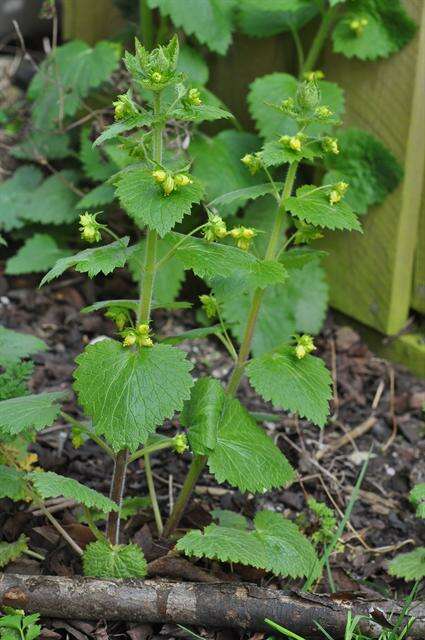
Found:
[0,31,360,580]
[0,610,41,640]
[388,484,425,582]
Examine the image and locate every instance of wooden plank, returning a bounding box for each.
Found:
[411,180,425,314]
[318,0,425,335]
[62,0,125,44]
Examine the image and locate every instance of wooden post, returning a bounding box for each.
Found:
[412,184,425,314]
[62,0,125,44]
[318,0,425,335]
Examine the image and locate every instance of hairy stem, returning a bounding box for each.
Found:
[301,6,339,76]
[106,449,129,544]
[129,438,176,463]
[139,0,154,50]
[144,454,164,535]
[164,163,299,537]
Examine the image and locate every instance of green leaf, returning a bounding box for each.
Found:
[74,339,193,452]
[93,113,152,146]
[115,168,204,236]
[285,185,362,232]
[262,139,323,167]
[247,346,332,427]
[0,535,28,569]
[177,509,319,579]
[280,247,328,270]
[248,73,344,140]
[79,127,116,182]
[0,361,34,402]
[76,183,116,210]
[240,0,311,10]
[10,131,72,161]
[40,237,132,286]
[128,238,186,304]
[211,509,249,530]
[6,234,72,275]
[147,0,237,55]
[178,44,209,85]
[208,183,282,210]
[0,166,43,232]
[83,540,147,578]
[213,259,328,356]
[82,299,191,315]
[173,103,232,124]
[20,171,80,226]
[388,547,425,582]
[0,327,47,367]
[28,40,120,128]
[323,128,402,215]
[29,470,118,513]
[191,131,263,217]
[0,465,27,501]
[238,2,317,38]
[161,325,223,345]
[332,0,416,61]
[182,378,295,492]
[0,391,64,437]
[410,483,425,519]
[163,232,287,289]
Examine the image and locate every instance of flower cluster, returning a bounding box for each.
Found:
[294,334,316,359]
[122,323,153,348]
[152,170,193,196]
[79,212,102,243]
[329,181,349,205]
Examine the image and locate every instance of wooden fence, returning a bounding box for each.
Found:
[61,0,424,376]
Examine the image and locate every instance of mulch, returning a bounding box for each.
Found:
[0,264,424,640]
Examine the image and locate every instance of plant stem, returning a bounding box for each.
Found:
[129,438,176,463]
[301,6,339,76]
[139,0,154,50]
[164,163,299,537]
[41,503,83,556]
[61,411,114,458]
[106,449,129,545]
[144,453,164,535]
[24,549,45,561]
[83,506,106,541]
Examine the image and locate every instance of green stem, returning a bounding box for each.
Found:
[106,449,129,545]
[41,503,83,556]
[23,548,45,561]
[144,453,163,535]
[164,162,299,537]
[139,0,154,50]
[83,506,106,541]
[301,6,339,76]
[129,438,176,463]
[61,411,114,458]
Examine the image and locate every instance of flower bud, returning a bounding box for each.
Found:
[138,336,153,347]
[123,333,137,347]
[350,17,368,36]
[303,70,324,82]
[281,97,295,112]
[188,88,202,106]
[329,190,341,205]
[335,181,349,195]
[295,344,307,359]
[79,212,101,243]
[280,134,302,152]
[199,294,218,319]
[151,71,163,83]
[241,152,262,175]
[315,105,333,119]
[152,169,167,183]
[204,214,227,243]
[174,174,193,187]
[137,323,150,335]
[173,433,188,454]
[296,80,321,111]
[322,137,339,155]
[162,175,175,196]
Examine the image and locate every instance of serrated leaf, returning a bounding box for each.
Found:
[285,185,362,232]
[79,127,116,182]
[82,299,191,315]
[182,378,295,492]
[0,327,47,367]
[0,166,43,232]
[240,0,310,10]
[191,131,263,217]
[0,361,34,402]
[93,113,152,146]
[173,103,232,123]
[0,465,27,501]
[388,547,425,582]
[20,171,80,226]
[29,470,118,513]
[161,325,223,345]
[211,509,248,530]
[323,128,402,215]
[410,483,425,519]
[262,139,323,167]
[213,259,328,356]
[147,0,237,55]
[40,237,132,285]
[76,183,116,209]
[83,540,147,578]
[74,339,193,452]
[209,183,283,209]
[163,232,286,289]
[128,237,186,304]
[177,509,319,579]
[280,247,328,270]
[6,234,72,275]
[332,0,416,61]
[247,346,332,427]
[0,391,64,437]
[28,40,120,128]
[0,535,28,569]
[115,168,203,236]
[238,3,317,38]
[248,73,344,140]
[10,131,72,161]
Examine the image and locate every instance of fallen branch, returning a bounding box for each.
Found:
[1,575,424,639]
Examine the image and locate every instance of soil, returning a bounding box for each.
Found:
[0,266,424,640]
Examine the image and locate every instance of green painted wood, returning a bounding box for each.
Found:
[412,178,425,314]
[318,0,425,335]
